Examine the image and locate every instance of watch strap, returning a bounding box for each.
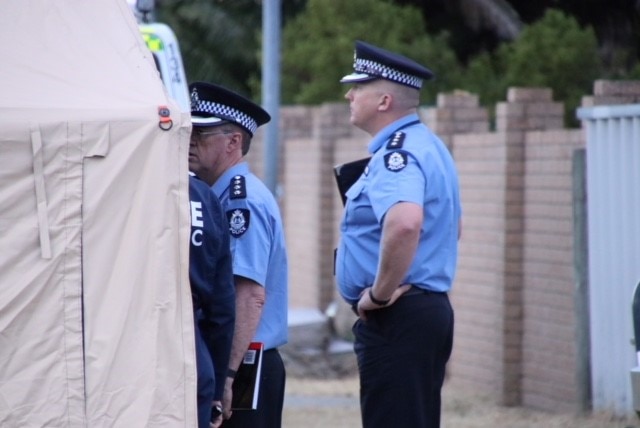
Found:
[369,288,390,306]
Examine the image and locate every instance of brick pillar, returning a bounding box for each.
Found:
[276,106,317,309]
[581,79,640,106]
[496,88,564,132]
[494,87,564,406]
[314,103,354,310]
[421,91,489,150]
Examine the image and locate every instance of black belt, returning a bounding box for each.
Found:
[350,286,444,314]
[401,285,445,298]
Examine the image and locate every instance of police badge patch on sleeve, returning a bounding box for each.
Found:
[384,151,408,172]
[227,208,250,237]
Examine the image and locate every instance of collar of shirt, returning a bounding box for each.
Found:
[367,113,420,154]
[212,161,250,198]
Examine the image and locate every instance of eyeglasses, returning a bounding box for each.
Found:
[190,129,233,143]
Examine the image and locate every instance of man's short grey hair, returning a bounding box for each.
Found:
[374,79,420,110]
[216,122,252,156]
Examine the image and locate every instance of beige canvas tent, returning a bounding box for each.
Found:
[0,1,196,426]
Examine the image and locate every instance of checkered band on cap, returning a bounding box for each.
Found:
[191,90,259,135]
[354,58,423,89]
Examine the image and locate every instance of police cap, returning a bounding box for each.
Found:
[189,82,270,136]
[340,40,434,90]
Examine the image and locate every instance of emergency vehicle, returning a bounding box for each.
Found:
[129,0,190,112]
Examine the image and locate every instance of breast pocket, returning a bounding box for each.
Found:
[345,179,378,228]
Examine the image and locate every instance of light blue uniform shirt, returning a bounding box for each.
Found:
[336,114,461,304]
[212,162,288,350]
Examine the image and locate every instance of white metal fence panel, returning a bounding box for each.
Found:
[577,104,640,416]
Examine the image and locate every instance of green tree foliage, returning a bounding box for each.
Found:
[279,0,460,105]
[465,9,601,123]
[460,9,602,125]
[629,63,640,80]
[500,9,601,117]
[461,51,504,107]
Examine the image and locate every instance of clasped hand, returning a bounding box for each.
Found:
[356,284,411,321]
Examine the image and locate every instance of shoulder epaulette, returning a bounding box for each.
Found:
[229,175,247,199]
[386,131,405,149]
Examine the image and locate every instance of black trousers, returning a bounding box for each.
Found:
[195,321,215,428]
[353,291,454,428]
[222,348,286,428]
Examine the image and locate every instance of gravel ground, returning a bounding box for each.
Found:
[283,375,639,428]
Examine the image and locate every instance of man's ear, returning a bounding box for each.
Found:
[378,93,392,112]
[227,131,243,151]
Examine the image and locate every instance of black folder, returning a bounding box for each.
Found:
[231,342,264,410]
[333,157,370,206]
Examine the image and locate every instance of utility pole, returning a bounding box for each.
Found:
[262,0,281,195]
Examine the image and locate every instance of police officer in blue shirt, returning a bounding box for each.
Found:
[187,82,288,428]
[189,174,235,428]
[336,40,462,428]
